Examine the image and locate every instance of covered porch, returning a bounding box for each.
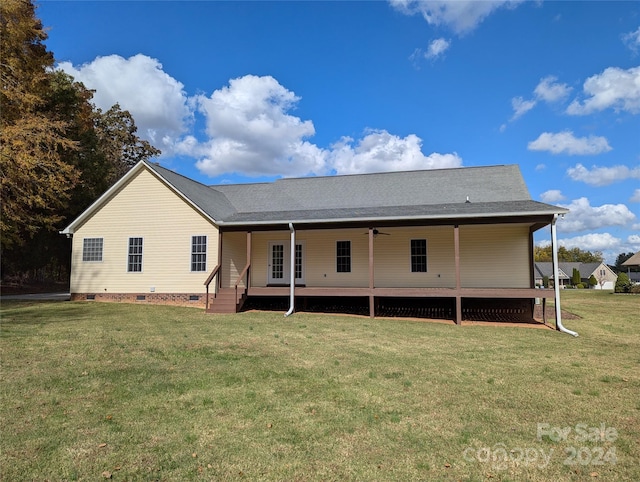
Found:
[205,217,560,325]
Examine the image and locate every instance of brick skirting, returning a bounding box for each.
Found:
[71,292,207,308]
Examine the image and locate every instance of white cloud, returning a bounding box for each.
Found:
[558,233,622,252]
[192,75,462,177]
[534,75,572,103]
[556,197,636,233]
[509,76,571,121]
[510,96,537,120]
[389,0,524,35]
[628,235,640,250]
[630,189,640,203]
[528,131,612,156]
[425,38,451,60]
[328,130,462,175]
[622,27,640,53]
[194,75,326,177]
[567,163,640,186]
[566,66,640,115]
[535,163,546,171]
[540,189,565,203]
[58,54,191,154]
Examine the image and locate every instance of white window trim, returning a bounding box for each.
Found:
[127,236,144,273]
[190,235,208,273]
[336,240,352,273]
[82,237,104,263]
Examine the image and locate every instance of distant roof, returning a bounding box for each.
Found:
[622,251,640,267]
[62,161,569,234]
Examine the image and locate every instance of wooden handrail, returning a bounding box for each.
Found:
[234,263,250,289]
[204,264,221,287]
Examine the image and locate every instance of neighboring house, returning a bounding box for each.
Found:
[622,252,640,284]
[534,262,617,290]
[61,161,569,324]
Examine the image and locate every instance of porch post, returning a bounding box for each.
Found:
[217,231,223,290]
[369,227,375,318]
[246,231,252,288]
[454,225,462,325]
[550,217,562,330]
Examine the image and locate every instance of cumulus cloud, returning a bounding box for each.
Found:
[58,54,191,154]
[630,189,640,203]
[540,189,565,203]
[567,163,640,186]
[558,233,622,252]
[191,75,462,177]
[510,96,537,120]
[566,66,640,115]
[622,27,640,53]
[389,0,524,35]
[534,75,572,103]
[628,234,640,247]
[528,131,612,156]
[328,130,462,174]
[556,197,636,233]
[425,38,451,60]
[193,75,325,177]
[509,76,571,121]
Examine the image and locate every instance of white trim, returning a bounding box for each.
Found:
[127,236,144,273]
[190,234,208,273]
[267,240,305,284]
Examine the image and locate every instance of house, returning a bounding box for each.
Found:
[61,161,571,327]
[534,262,617,290]
[622,252,640,284]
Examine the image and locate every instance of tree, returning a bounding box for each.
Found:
[1,0,78,250]
[572,268,581,287]
[615,273,632,293]
[615,252,639,272]
[534,245,603,263]
[589,274,597,289]
[1,0,160,284]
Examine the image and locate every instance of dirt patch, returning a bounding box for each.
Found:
[533,304,581,321]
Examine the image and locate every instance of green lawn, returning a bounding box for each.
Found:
[1,291,638,481]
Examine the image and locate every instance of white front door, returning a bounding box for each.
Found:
[268,241,304,284]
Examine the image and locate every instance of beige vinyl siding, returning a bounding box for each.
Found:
[220,232,247,288]
[373,227,455,288]
[251,229,370,287]
[70,168,218,294]
[459,224,530,288]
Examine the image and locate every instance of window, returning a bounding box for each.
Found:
[82,238,103,262]
[191,235,207,272]
[295,243,303,280]
[128,237,143,272]
[336,241,351,273]
[410,239,427,272]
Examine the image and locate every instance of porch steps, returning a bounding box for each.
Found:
[206,288,246,314]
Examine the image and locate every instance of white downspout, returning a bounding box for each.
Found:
[284,222,295,317]
[551,214,578,337]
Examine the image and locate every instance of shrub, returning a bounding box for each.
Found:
[543,275,549,288]
[589,275,598,288]
[572,268,581,287]
[630,284,640,294]
[615,273,632,293]
[576,283,585,289]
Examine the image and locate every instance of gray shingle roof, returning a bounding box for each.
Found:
[148,163,567,226]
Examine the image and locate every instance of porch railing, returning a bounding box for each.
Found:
[204,264,221,311]
[234,262,251,307]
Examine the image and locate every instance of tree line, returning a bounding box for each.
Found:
[1,0,159,285]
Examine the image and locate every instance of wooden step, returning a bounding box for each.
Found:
[206,288,246,314]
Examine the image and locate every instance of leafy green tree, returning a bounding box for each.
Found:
[572,268,581,287]
[589,274,597,289]
[615,252,639,272]
[615,273,632,293]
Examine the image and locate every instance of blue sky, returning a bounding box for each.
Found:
[38,1,639,262]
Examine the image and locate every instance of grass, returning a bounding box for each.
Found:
[1,290,638,481]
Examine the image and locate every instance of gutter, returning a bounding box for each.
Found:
[284,222,295,317]
[551,214,578,337]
